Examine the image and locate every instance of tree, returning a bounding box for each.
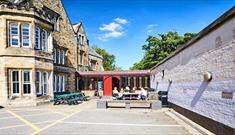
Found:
[93,46,121,71]
[130,31,197,70]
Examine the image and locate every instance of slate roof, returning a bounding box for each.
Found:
[88,47,103,59]
[72,22,81,33]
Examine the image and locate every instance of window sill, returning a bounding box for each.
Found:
[22,94,32,96]
[54,64,66,66]
[35,49,51,53]
[11,95,21,97]
[9,45,20,48]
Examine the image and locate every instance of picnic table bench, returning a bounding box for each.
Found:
[52,92,90,105]
[97,100,161,110]
[122,93,139,100]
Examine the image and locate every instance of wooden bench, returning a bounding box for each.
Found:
[97,100,161,110]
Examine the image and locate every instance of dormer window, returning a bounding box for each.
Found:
[78,35,81,45]
[81,36,84,45]
[53,17,60,32]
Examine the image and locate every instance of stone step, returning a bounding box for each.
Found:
[7,100,37,107]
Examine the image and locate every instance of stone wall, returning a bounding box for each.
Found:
[150,15,235,131]
[0,7,54,106]
[89,54,104,71]
[42,0,78,91]
[42,0,77,69]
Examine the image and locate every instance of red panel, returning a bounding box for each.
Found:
[103,76,112,96]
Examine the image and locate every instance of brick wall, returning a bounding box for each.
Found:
[150,16,235,131]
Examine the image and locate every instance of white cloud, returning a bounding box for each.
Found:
[97,37,108,42]
[147,24,158,29]
[147,29,153,33]
[98,18,128,41]
[114,18,128,24]
[146,24,158,34]
[104,31,124,38]
[98,31,124,41]
[99,22,122,32]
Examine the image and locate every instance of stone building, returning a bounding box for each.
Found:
[73,22,90,72]
[150,6,235,134]
[73,22,104,72]
[0,0,104,107]
[0,0,59,106]
[42,0,78,95]
[88,47,104,72]
[73,22,104,91]
[0,0,80,107]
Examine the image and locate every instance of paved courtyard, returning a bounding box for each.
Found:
[0,100,201,135]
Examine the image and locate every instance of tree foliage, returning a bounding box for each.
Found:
[93,46,121,71]
[130,31,197,70]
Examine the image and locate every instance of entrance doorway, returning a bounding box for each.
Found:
[76,79,84,92]
[112,77,120,91]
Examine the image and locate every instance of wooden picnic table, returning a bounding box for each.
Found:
[53,92,86,105]
[122,92,139,100]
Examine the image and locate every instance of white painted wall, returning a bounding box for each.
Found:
[150,17,235,128]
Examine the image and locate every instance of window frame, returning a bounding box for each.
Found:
[62,75,65,92]
[42,72,48,95]
[41,29,48,51]
[55,75,66,92]
[58,50,61,64]
[58,75,62,92]
[78,35,81,45]
[35,27,41,50]
[62,50,65,65]
[54,48,57,64]
[56,75,60,92]
[36,71,42,96]
[54,75,57,92]
[9,23,20,47]
[22,70,31,95]
[80,52,83,65]
[82,36,84,45]
[11,70,20,96]
[21,24,30,48]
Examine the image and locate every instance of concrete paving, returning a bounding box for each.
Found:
[0,100,197,135]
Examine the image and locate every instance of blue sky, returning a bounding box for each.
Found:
[62,0,235,70]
